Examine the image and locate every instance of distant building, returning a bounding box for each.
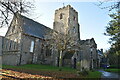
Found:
[98,49,104,67]
[98,49,109,68]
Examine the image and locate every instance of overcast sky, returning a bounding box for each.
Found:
[0,1,114,51]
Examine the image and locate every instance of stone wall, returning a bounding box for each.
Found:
[53,5,80,40]
[2,32,53,65]
[80,39,98,70]
[21,34,52,65]
[2,52,20,65]
[0,36,3,56]
[53,6,69,34]
[0,36,3,68]
[19,34,42,65]
[80,44,91,70]
[3,24,22,65]
[2,37,21,65]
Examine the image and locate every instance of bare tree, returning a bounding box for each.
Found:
[97,0,120,11]
[45,29,80,69]
[0,0,34,27]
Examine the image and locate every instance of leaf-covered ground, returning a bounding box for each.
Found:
[1,69,52,79]
[1,64,102,79]
[2,64,81,79]
[1,69,80,79]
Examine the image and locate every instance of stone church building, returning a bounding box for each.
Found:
[2,5,99,70]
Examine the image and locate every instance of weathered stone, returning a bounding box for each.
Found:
[1,5,100,70]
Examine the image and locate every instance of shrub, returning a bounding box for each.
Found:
[76,71,81,76]
[91,69,95,72]
[76,61,81,70]
[81,67,89,76]
[59,68,62,71]
[108,65,120,69]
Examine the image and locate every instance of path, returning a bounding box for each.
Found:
[98,69,120,79]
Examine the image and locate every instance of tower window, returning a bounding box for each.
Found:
[60,13,63,19]
[73,16,76,21]
[73,27,76,33]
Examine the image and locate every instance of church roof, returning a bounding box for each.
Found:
[20,15,52,39]
[80,38,97,48]
[80,38,96,45]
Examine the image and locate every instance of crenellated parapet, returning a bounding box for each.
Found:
[55,5,78,14]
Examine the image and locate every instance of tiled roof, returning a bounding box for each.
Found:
[20,15,52,39]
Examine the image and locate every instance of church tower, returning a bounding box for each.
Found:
[53,5,80,40]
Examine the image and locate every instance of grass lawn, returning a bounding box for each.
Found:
[104,68,120,74]
[2,64,76,72]
[2,64,101,78]
[108,65,120,68]
[85,71,102,78]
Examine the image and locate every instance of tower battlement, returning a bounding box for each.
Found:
[55,5,78,14]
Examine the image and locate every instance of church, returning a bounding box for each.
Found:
[1,5,99,70]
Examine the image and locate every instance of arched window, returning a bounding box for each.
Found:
[46,46,51,56]
[30,41,35,52]
[60,13,63,19]
[73,16,76,21]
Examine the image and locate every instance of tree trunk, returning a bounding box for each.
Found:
[59,50,63,70]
